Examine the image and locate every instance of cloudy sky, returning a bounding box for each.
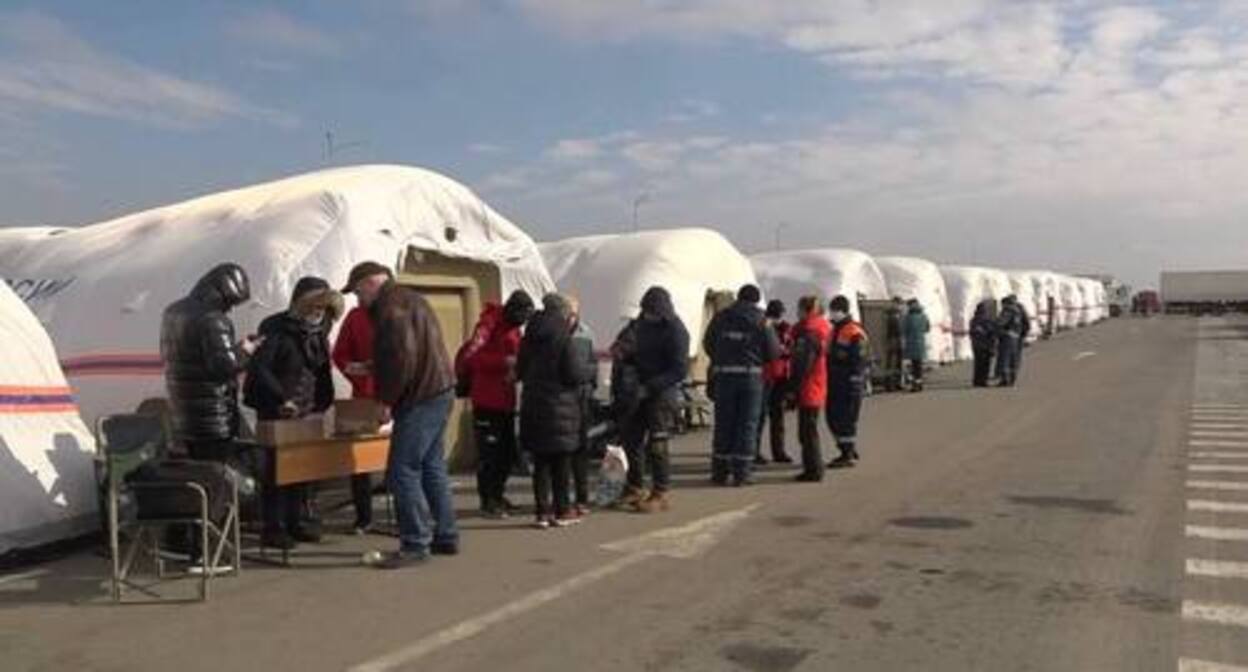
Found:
[3,1,1248,288]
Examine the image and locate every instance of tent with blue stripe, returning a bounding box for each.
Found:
[0,282,97,556]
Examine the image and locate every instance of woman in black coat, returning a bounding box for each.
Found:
[518,293,597,528]
[244,276,343,547]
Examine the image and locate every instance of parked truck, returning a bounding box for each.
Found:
[1160,271,1248,314]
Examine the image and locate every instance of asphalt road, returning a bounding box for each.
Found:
[4,315,1245,672]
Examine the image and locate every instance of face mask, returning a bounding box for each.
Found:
[304,310,326,326]
[829,310,848,322]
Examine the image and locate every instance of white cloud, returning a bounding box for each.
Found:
[0,11,294,129]
[482,2,1248,286]
[546,138,603,161]
[226,9,341,57]
[469,142,506,154]
[666,98,721,123]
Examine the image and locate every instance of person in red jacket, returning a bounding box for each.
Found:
[332,261,393,534]
[458,290,535,518]
[788,296,832,482]
[756,300,794,464]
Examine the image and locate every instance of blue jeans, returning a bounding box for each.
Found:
[387,391,458,555]
[711,374,764,481]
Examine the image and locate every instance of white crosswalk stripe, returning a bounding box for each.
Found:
[1189,481,1248,492]
[1179,658,1248,672]
[1188,525,1248,542]
[1188,558,1248,579]
[1190,465,1248,474]
[1189,500,1248,513]
[1183,600,1248,628]
[1190,440,1248,448]
[1191,453,1248,460]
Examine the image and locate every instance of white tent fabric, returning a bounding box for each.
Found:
[1006,272,1041,343]
[876,256,955,363]
[0,283,97,555]
[1056,276,1082,330]
[750,248,889,323]
[0,164,554,425]
[1026,271,1059,335]
[539,228,756,357]
[939,266,1014,361]
[1087,279,1108,322]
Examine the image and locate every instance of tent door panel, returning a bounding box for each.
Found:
[398,248,502,471]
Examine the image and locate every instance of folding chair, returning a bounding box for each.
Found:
[96,414,241,603]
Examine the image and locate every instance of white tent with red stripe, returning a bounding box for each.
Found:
[0,164,554,426]
[939,265,1014,361]
[875,256,955,364]
[0,282,97,556]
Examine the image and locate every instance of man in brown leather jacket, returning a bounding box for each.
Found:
[371,281,459,569]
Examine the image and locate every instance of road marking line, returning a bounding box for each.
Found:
[1179,657,1248,671]
[1190,440,1248,448]
[350,505,759,672]
[1190,465,1248,474]
[1193,432,1248,439]
[1193,417,1248,423]
[1190,500,1248,513]
[1189,481,1248,492]
[1073,351,1097,361]
[1193,404,1248,410]
[1187,525,1248,541]
[1191,453,1248,460]
[1189,558,1248,579]
[1192,424,1248,430]
[1183,600,1248,628]
[0,568,49,587]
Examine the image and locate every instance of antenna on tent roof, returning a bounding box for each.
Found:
[324,130,369,164]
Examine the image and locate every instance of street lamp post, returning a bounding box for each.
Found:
[632,192,650,231]
[774,222,789,251]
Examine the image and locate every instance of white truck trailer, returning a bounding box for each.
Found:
[1160,270,1248,314]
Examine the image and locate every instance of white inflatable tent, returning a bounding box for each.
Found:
[1006,272,1041,343]
[0,282,97,555]
[539,228,756,358]
[1056,275,1082,330]
[875,256,955,363]
[749,248,889,322]
[939,266,1014,361]
[1027,271,1060,336]
[0,164,555,427]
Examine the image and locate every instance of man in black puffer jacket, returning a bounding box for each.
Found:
[161,263,260,456]
[244,276,344,545]
[160,263,261,560]
[611,286,690,514]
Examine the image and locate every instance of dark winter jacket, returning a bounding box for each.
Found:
[970,302,998,354]
[161,263,251,443]
[703,299,780,374]
[998,301,1027,341]
[245,278,343,420]
[632,287,690,398]
[372,284,455,409]
[518,300,596,455]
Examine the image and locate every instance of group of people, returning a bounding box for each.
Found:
[883,297,933,393]
[968,294,1032,388]
[457,285,689,524]
[703,287,874,485]
[161,261,460,568]
[160,258,1023,571]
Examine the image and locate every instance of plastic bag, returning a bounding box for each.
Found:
[593,444,629,507]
